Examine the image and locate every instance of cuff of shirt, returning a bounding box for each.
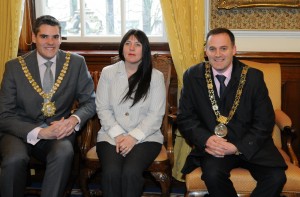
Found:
[71,114,81,132]
[129,128,145,142]
[108,124,126,139]
[27,127,42,145]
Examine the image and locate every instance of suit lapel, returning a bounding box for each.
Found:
[55,50,65,80]
[194,63,208,95]
[193,63,223,108]
[24,50,42,87]
[220,59,244,115]
[223,59,243,98]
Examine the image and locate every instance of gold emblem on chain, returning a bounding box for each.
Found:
[205,62,248,137]
[18,52,71,117]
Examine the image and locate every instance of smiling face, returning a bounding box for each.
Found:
[205,33,236,73]
[122,35,143,65]
[32,24,61,60]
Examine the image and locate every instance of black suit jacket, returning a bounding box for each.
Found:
[178,57,287,174]
[0,50,96,141]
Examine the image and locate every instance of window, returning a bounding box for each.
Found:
[35,0,166,43]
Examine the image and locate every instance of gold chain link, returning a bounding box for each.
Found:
[18,52,71,100]
[205,62,249,124]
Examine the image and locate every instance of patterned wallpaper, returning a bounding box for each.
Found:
[210,0,300,30]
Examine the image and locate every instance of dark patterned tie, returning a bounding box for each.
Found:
[216,74,226,98]
[43,61,53,93]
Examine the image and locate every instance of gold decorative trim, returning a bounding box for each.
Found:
[205,62,249,125]
[218,0,300,9]
[211,0,300,30]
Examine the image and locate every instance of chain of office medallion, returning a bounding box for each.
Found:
[205,62,249,124]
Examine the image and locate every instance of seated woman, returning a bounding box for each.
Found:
[95,29,166,197]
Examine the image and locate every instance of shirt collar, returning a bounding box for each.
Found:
[212,63,233,83]
[37,52,56,67]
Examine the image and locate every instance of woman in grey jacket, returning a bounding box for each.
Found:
[95,29,166,197]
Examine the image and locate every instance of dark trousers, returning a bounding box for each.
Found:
[0,133,75,197]
[96,141,161,197]
[200,154,286,197]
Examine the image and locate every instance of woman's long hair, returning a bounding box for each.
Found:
[119,29,152,107]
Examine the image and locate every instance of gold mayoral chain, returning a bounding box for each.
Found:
[205,62,249,137]
[18,52,71,117]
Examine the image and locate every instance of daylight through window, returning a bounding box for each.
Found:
[35,0,166,42]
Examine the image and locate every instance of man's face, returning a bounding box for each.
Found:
[32,24,61,60]
[205,33,236,73]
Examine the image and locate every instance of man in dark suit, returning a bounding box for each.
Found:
[0,15,96,197]
[177,27,287,197]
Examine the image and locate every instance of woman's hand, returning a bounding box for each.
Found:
[115,135,137,157]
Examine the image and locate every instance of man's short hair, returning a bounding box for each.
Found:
[33,15,61,35]
[205,27,235,46]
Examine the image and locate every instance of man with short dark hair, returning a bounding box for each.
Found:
[0,15,96,197]
[178,27,287,197]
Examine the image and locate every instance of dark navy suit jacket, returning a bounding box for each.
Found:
[177,57,287,174]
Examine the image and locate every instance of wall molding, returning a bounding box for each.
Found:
[205,0,300,52]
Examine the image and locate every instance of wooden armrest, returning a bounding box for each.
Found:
[169,106,177,116]
[275,110,299,166]
[166,106,177,167]
[281,126,298,166]
[79,115,99,158]
[275,109,292,130]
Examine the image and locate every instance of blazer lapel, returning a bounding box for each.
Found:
[24,50,42,87]
[197,63,225,102]
[55,50,65,80]
[194,64,208,95]
[219,59,244,115]
[223,60,243,97]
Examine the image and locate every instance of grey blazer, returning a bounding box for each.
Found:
[96,61,165,145]
[0,50,96,141]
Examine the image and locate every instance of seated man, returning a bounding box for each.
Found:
[177,27,287,197]
[0,15,96,197]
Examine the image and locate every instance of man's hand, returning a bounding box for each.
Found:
[51,116,79,139]
[38,118,64,139]
[115,134,137,157]
[205,135,238,157]
[38,117,78,140]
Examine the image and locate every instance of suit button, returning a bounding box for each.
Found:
[249,141,253,145]
[125,112,129,116]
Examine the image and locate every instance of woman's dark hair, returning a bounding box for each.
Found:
[33,15,61,36]
[119,29,152,107]
[205,27,235,46]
